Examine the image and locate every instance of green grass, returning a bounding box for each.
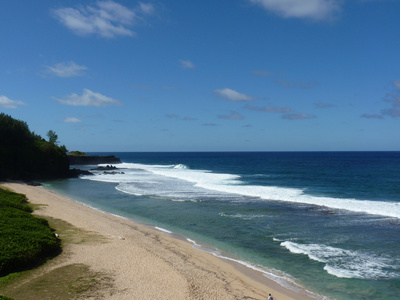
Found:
[0,188,61,277]
[1,264,113,300]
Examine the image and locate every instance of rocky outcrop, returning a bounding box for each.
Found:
[68,155,121,165]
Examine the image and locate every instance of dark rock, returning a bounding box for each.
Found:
[68,168,94,178]
[68,155,121,165]
[91,165,118,171]
[103,171,125,175]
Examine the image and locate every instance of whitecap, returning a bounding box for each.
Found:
[81,161,400,219]
[281,241,400,279]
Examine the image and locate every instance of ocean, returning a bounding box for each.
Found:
[45,152,400,300]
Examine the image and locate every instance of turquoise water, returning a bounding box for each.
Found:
[46,152,400,299]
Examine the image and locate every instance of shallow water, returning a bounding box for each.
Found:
[46,152,400,300]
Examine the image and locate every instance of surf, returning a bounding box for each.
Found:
[82,162,400,219]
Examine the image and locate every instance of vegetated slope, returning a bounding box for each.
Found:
[0,113,69,180]
[0,188,61,277]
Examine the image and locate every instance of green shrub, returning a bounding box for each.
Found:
[68,151,87,156]
[0,189,32,213]
[0,189,61,277]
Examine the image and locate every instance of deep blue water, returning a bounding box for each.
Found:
[46,152,400,300]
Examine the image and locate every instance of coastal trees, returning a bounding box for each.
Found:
[0,113,69,180]
[46,130,59,145]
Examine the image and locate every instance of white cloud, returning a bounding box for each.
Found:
[248,0,341,21]
[52,1,155,38]
[180,60,195,69]
[45,61,88,77]
[214,88,254,101]
[0,95,27,109]
[55,89,122,106]
[139,2,155,14]
[63,117,83,123]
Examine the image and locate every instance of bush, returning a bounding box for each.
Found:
[0,189,32,213]
[0,188,61,277]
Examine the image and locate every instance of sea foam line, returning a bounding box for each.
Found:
[281,241,400,279]
[83,162,400,219]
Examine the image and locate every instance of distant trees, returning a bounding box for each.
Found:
[0,113,70,180]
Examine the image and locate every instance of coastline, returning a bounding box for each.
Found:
[1,182,318,300]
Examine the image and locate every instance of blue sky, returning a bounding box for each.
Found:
[1,0,399,151]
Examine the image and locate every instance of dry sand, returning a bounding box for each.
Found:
[2,182,318,300]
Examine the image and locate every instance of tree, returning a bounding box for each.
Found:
[46,130,58,145]
[0,114,69,180]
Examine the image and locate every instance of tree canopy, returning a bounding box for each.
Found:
[0,113,69,180]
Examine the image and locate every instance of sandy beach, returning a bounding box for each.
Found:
[1,182,317,300]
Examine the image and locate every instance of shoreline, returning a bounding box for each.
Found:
[2,182,318,300]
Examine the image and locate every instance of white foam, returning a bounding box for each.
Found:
[281,241,399,279]
[82,162,400,219]
[154,226,173,234]
[174,164,188,169]
[218,212,265,220]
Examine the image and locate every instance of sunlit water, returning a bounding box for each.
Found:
[46,152,400,300]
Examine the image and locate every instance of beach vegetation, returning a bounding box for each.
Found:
[0,188,61,277]
[0,113,69,180]
[0,264,113,300]
[0,204,114,300]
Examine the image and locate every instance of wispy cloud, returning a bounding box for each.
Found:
[363,80,400,119]
[63,117,83,123]
[54,89,122,106]
[252,69,317,89]
[166,114,179,119]
[166,114,197,121]
[52,1,154,38]
[245,104,291,113]
[0,95,27,109]
[44,61,88,77]
[139,2,155,14]
[315,102,335,108]
[214,88,254,102]
[183,117,197,121]
[180,60,195,69]
[282,113,316,120]
[382,80,400,118]
[218,111,245,120]
[248,0,341,21]
[361,114,384,119]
